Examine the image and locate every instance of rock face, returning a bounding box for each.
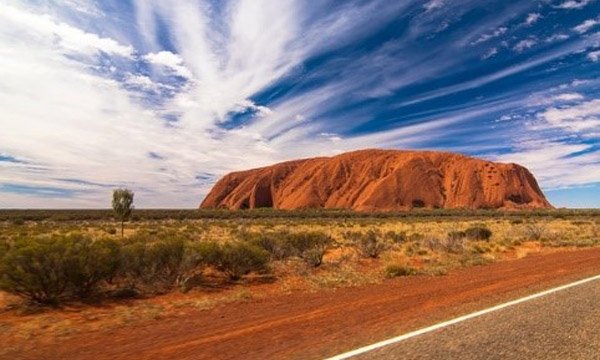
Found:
[200,149,552,211]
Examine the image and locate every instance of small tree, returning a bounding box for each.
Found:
[112,188,134,237]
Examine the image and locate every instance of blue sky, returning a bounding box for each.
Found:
[0,0,600,208]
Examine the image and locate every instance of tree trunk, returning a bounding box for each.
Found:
[121,219,124,237]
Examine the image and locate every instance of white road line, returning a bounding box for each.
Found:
[326,273,600,360]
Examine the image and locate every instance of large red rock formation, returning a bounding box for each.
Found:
[200,149,552,211]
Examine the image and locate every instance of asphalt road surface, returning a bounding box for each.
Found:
[352,277,600,360]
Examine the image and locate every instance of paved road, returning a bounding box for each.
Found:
[354,278,600,360]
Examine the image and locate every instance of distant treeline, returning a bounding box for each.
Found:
[0,208,599,222]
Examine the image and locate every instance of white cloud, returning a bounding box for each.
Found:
[514,38,537,52]
[545,33,570,42]
[538,98,600,132]
[143,51,193,79]
[553,93,585,101]
[573,19,600,34]
[482,47,498,59]
[471,27,508,46]
[424,0,444,12]
[234,99,273,117]
[494,140,600,189]
[124,74,164,92]
[588,50,600,61]
[527,92,584,106]
[0,3,133,58]
[59,0,104,17]
[525,13,542,25]
[318,132,343,142]
[556,0,593,9]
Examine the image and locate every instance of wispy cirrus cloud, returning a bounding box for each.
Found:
[471,27,508,46]
[525,13,542,26]
[556,0,593,9]
[588,50,600,61]
[514,37,538,52]
[573,19,600,34]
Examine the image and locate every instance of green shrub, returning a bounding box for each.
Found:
[284,232,330,255]
[471,244,490,254]
[408,232,425,242]
[285,232,331,267]
[464,226,492,241]
[424,236,465,254]
[0,240,8,260]
[247,232,289,260]
[447,231,466,241]
[385,231,407,244]
[249,231,331,267]
[301,247,326,268]
[150,237,187,284]
[385,265,417,278]
[342,231,362,243]
[64,236,120,298]
[118,236,186,291]
[0,237,71,304]
[355,230,387,258]
[524,223,546,241]
[217,242,270,280]
[177,241,221,292]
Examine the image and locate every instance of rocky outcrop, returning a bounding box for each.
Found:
[200,149,552,211]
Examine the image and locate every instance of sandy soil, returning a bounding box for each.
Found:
[5,246,600,360]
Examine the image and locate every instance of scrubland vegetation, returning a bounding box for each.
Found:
[0,209,599,342]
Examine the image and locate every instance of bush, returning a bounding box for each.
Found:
[385,231,406,244]
[0,235,123,303]
[0,237,72,304]
[249,231,331,267]
[464,226,492,241]
[0,234,275,302]
[447,231,466,241]
[217,242,270,280]
[355,230,387,258]
[177,241,221,292]
[285,232,330,267]
[302,247,327,268]
[384,265,417,278]
[408,232,425,242]
[64,236,120,298]
[248,233,288,260]
[424,236,465,254]
[524,223,546,241]
[150,238,187,284]
[118,236,186,291]
[0,238,8,254]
